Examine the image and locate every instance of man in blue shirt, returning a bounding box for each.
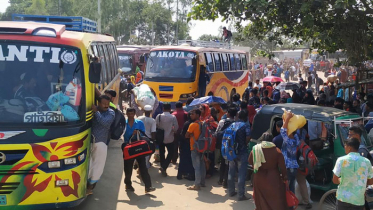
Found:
[280,111,300,194]
[228,110,251,201]
[122,108,155,193]
[87,95,115,195]
[272,121,284,149]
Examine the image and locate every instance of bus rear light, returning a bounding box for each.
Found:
[56,179,69,186]
[64,158,77,165]
[48,161,61,168]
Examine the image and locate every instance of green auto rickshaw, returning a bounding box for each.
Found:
[249,103,371,192]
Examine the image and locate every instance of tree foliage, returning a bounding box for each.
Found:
[198,34,220,41]
[1,0,192,45]
[189,0,373,65]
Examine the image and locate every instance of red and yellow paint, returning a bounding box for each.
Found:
[0,130,91,207]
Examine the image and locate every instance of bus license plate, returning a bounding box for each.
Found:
[0,195,6,205]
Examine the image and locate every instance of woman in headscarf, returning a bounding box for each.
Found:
[177,112,195,180]
[302,89,316,105]
[199,104,218,178]
[130,75,136,85]
[247,105,256,126]
[249,132,288,210]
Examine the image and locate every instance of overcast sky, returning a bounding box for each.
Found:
[0,1,234,40]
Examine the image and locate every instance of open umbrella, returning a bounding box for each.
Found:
[189,96,226,106]
[263,76,283,83]
[275,82,300,90]
[327,75,338,82]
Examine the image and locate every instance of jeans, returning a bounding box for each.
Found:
[159,142,174,171]
[123,157,152,188]
[287,168,297,194]
[219,152,229,184]
[172,134,181,163]
[228,152,249,198]
[191,150,206,187]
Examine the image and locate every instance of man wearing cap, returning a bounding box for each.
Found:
[138,105,157,168]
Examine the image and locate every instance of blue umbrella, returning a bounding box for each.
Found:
[189,96,226,106]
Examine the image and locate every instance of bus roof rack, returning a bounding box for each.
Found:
[12,14,97,33]
[178,40,230,49]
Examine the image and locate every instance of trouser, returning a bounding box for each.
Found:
[198,85,206,98]
[296,172,310,204]
[145,155,151,168]
[172,134,181,163]
[159,141,174,171]
[123,157,152,189]
[88,142,108,184]
[336,200,364,210]
[287,168,297,194]
[228,152,249,198]
[219,152,229,184]
[191,150,206,187]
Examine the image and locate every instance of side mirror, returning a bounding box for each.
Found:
[89,62,101,83]
[140,54,145,63]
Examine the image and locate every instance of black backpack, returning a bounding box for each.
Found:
[110,109,126,140]
[215,120,234,149]
[227,30,232,38]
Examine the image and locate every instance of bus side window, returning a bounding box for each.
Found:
[204,53,215,72]
[229,53,236,71]
[97,45,108,87]
[222,53,229,71]
[107,44,116,79]
[214,53,222,71]
[103,45,112,84]
[235,54,242,70]
[111,44,119,76]
[241,54,248,70]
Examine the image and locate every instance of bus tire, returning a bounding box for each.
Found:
[317,189,337,210]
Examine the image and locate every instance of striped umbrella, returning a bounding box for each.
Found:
[262,76,284,83]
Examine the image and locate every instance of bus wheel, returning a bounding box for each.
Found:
[317,189,337,210]
[230,89,236,102]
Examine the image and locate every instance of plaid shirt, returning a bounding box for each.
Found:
[280,127,300,169]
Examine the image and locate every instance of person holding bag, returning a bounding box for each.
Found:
[249,132,288,210]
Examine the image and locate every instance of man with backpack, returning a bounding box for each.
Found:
[223,110,251,201]
[215,107,238,188]
[172,101,188,164]
[185,109,206,191]
[222,27,232,48]
[138,105,157,169]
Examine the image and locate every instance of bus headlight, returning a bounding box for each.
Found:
[182,94,187,98]
[56,179,69,186]
[48,161,61,168]
[78,153,85,162]
[64,157,77,165]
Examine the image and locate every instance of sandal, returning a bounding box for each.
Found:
[187,186,201,191]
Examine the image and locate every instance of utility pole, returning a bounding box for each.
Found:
[58,0,61,15]
[175,0,179,43]
[98,0,101,33]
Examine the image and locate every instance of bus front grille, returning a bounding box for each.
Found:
[159,93,173,99]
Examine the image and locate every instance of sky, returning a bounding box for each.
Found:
[0,0,9,13]
[0,1,232,40]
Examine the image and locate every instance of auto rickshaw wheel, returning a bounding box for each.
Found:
[317,189,337,210]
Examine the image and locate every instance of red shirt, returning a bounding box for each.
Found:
[172,109,187,133]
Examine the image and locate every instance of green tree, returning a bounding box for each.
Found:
[198,34,220,41]
[189,0,373,65]
[26,0,48,15]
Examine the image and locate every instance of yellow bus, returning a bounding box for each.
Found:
[143,43,249,103]
[0,19,120,209]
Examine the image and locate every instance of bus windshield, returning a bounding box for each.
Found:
[118,53,132,73]
[0,41,84,125]
[145,50,196,82]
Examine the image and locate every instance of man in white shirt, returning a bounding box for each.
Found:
[156,103,178,176]
[138,105,157,168]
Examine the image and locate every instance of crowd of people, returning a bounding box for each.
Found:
[86,58,373,210]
